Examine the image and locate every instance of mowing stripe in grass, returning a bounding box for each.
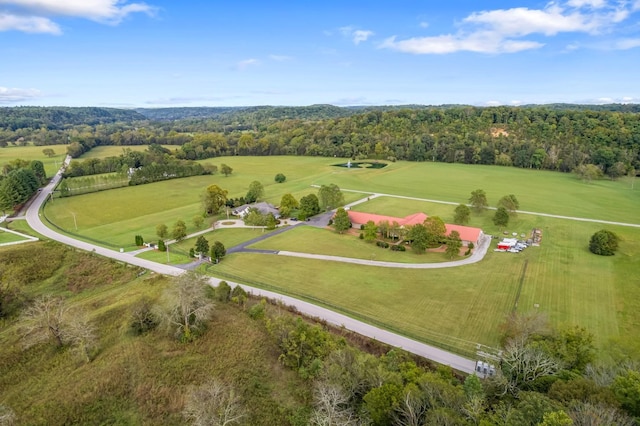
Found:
[513,259,529,313]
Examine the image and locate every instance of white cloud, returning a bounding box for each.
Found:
[566,0,607,8]
[352,29,374,44]
[339,26,374,45]
[463,6,599,37]
[0,0,155,23]
[614,37,640,49]
[0,0,155,33]
[0,12,59,33]
[236,58,260,70]
[381,32,543,54]
[419,21,429,28]
[382,1,639,54]
[0,86,43,103]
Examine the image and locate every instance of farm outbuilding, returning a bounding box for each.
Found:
[346,211,484,247]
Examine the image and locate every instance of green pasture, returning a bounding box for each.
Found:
[0,230,27,244]
[249,226,451,263]
[136,227,275,265]
[0,144,67,177]
[78,145,176,159]
[37,155,640,358]
[319,160,640,224]
[214,218,640,358]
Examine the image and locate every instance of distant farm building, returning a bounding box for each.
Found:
[346,211,483,246]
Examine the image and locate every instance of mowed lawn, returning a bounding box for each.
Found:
[38,156,640,357]
[216,218,640,357]
[249,226,452,263]
[0,144,68,177]
[0,230,28,244]
[136,227,277,264]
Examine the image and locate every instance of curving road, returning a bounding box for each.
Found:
[24,159,477,374]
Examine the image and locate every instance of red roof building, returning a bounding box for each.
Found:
[346,211,483,246]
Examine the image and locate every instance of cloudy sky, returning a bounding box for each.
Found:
[1,0,639,107]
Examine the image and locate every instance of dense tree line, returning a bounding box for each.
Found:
[0,106,144,130]
[0,160,46,212]
[2,105,639,175]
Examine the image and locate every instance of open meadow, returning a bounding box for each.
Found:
[77,145,176,159]
[0,144,68,177]
[36,156,640,357]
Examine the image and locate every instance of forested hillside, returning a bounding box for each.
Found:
[0,106,145,130]
[1,105,639,177]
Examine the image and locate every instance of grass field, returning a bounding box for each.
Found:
[136,228,274,265]
[0,243,309,425]
[37,156,640,358]
[249,226,452,263]
[78,145,176,159]
[0,144,68,177]
[0,230,27,244]
[214,218,640,357]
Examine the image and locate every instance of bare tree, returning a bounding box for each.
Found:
[20,295,70,348]
[183,380,245,426]
[499,338,562,395]
[19,295,97,362]
[568,401,634,426]
[160,272,214,341]
[393,386,428,426]
[310,381,357,426]
[65,312,98,362]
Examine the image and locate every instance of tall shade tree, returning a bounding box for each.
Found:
[211,241,226,263]
[469,189,488,212]
[408,224,429,253]
[333,208,351,233]
[317,183,344,210]
[220,163,233,177]
[498,194,520,215]
[589,229,619,256]
[446,230,462,259]
[161,272,214,341]
[274,173,286,183]
[453,204,471,225]
[493,207,510,228]
[194,236,209,258]
[245,180,264,203]
[363,220,378,242]
[424,216,446,246]
[156,223,168,239]
[279,193,299,217]
[172,220,187,241]
[299,193,320,219]
[202,184,228,215]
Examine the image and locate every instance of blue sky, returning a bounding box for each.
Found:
[1,0,639,107]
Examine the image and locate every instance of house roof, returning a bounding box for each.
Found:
[233,202,279,216]
[347,211,482,242]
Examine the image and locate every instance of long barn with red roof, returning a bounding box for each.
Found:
[346,211,483,247]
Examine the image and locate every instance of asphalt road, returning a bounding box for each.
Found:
[24,160,477,374]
